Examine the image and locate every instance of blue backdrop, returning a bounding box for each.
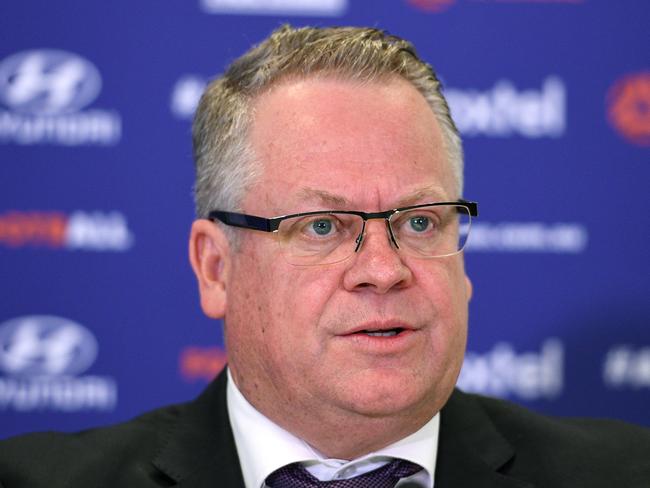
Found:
[1,0,648,438]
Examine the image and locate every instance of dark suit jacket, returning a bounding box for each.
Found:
[1,369,648,487]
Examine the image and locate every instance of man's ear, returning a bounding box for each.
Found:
[465,274,473,302]
[189,219,230,319]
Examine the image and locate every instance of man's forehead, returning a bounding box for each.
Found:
[288,185,452,211]
[246,75,457,214]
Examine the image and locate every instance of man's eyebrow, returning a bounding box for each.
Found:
[394,185,451,207]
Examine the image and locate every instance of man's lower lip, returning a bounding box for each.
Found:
[337,329,417,350]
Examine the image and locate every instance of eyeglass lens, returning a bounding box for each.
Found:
[276,204,472,266]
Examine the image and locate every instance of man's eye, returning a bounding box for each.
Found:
[409,215,430,232]
[310,218,334,236]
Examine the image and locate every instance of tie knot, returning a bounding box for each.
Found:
[266,458,423,488]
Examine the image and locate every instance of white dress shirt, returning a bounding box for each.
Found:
[226,369,439,488]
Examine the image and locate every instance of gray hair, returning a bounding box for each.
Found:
[192,25,464,222]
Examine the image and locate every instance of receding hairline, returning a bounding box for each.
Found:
[244,72,458,194]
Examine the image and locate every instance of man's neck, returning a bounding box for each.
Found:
[226,368,438,488]
[230,368,442,459]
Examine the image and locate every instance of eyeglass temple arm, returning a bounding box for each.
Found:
[458,200,479,217]
[208,210,277,232]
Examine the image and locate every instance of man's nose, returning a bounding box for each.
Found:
[343,219,413,294]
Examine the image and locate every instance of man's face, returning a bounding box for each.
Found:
[220,76,470,435]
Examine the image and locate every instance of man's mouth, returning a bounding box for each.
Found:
[360,328,405,337]
[337,323,417,352]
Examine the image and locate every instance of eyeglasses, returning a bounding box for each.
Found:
[208,200,478,266]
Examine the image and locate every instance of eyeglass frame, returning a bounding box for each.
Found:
[208,199,478,255]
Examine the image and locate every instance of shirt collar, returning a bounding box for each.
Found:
[226,368,439,488]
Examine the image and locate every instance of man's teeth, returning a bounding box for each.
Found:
[364,329,399,337]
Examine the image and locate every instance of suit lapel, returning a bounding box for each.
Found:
[150,374,533,488]
[152,370,246,488]
[435,389,534,488]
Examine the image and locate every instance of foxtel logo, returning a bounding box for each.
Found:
[458,339,564,400]
[446,76,566,138]
[0,210,133,251]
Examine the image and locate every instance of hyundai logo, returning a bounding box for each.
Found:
[0,49,102,115]
[0,315,98,376]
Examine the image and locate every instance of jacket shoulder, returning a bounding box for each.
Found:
[461,390,650,486]
[0,402,185,487]
[471,391,650,445]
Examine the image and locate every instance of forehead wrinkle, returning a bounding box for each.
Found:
[294,188,350,208]
[291,184,451,212]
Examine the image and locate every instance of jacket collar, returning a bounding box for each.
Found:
[152,371,532,488]
[435,389,534,488]
[152,369,246,488]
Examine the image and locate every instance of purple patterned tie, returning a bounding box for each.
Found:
[266,458,423,488]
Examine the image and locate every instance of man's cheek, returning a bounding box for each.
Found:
[278,271,336,316]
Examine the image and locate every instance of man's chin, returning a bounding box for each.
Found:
[335,370,440,419]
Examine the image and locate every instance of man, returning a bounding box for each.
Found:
[1,25,648,488]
